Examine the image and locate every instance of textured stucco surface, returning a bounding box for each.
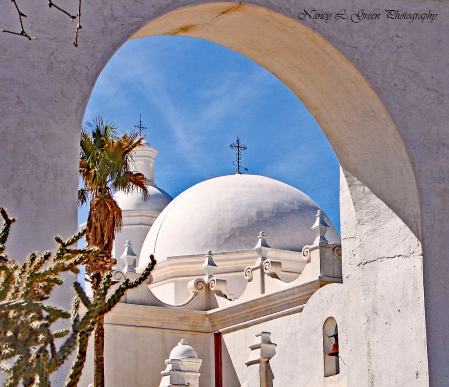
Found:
[0,0,448,385]
[221,285,346,387]
[340,168,428,386]
[80,324,214,387]
[271,284,346,386]
[221,314,301,386]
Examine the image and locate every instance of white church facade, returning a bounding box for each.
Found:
[80,141,348,387]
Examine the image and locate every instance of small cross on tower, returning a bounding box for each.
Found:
[134,114,147,138]
[229,136,248,174]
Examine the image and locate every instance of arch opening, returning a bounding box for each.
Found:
[122,2,420,239]
[78,5,425,385]
[82,33,342,234]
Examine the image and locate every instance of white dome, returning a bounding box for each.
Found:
[169,339,198,360]
[138,174,339,269]
[114,185,172,213]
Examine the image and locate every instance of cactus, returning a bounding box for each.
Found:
[0,208,156,387]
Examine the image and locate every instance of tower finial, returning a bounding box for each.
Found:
[229,136,248,174]
[312,210,330,245]
[134,114,147,138]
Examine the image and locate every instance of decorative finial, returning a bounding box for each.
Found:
[120,240,137,273]
[229,136,248,174]
[245,331,277,366]
[311,210,330,245]
[254,231,271,258]
[134,114,147,138]
[162,339,202,387]
[201,251,217,282]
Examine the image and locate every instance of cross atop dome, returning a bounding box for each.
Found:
[134,114,147,138]
[229,136,249,174]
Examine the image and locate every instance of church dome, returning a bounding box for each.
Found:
[114,185,172,213]
[138,174,339,269]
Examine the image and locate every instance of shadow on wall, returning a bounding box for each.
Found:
[222,338,241,387]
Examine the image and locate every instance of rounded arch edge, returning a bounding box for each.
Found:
[127,2,421,240]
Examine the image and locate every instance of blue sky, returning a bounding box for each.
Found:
[81,35,341,232]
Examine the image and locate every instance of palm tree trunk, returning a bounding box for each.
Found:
[94,315,105,387]
[88,255,114,387]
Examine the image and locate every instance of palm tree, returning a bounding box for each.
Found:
[78,116,150,387]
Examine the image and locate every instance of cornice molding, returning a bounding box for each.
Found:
[105,276,342,333]
[150,249,306,284]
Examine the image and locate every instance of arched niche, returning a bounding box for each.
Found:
[323,317,339,377]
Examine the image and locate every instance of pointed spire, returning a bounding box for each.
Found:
[312,210,330,245]
[254,231,271,259]
[120,240,137,273]
[201,251,217,282]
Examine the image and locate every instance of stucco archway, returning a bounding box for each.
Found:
[128,3,420,239]
[3,0,447,385]
[82,4,425,387]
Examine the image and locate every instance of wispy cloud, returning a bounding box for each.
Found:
[83,36,340,230]
[97,48,277,174]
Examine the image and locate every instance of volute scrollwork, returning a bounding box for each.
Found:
[332,244,342,259]
[187,278,207,294]
[262,259,282,276]
[244,266,254,282]
[302,246,312,262]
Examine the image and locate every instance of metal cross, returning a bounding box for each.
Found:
[229,136,248,174]
[134,114,147,138]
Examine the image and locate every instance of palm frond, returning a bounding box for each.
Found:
[77,189,89,207]
[83,116,117,142]
[112,172,150,200]
[80,116,151,256]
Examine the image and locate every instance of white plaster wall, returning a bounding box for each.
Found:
[221,284,346,387]
[221,313,303,387]
[79,325,214,387]
[220,167,429,387]
[0,0,448,385]
[271,284,346,387]
[150,282,176,305]
[340,168,428,386]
